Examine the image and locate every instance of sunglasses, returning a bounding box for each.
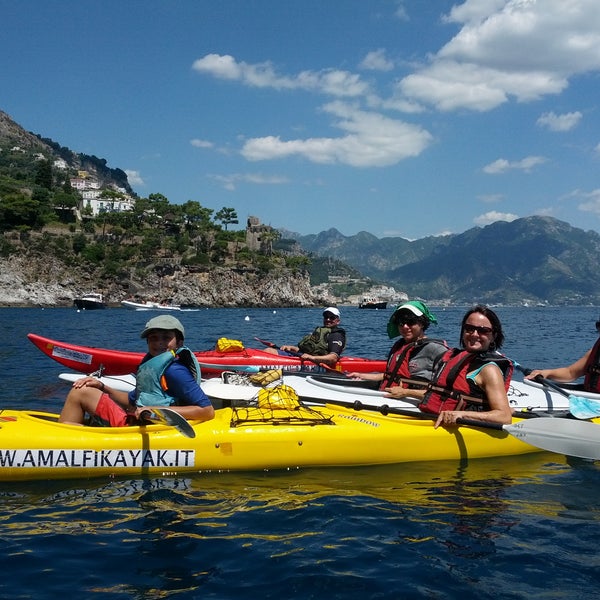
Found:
[323,313,338,320]
[463,324,493,335]
[396,316,420,327]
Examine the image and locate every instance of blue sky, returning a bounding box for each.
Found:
[2,0,600,240]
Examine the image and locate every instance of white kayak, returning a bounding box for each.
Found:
[59,371,599,414]
[57,372,258,401]
[201,374,585,414]
[58,372,137,392]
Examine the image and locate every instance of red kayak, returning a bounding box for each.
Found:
[27,333,387,377]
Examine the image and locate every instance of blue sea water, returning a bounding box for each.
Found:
[1,305,600,599]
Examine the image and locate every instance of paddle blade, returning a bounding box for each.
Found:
[507,418,600,459]
[569,396,600,419]
[142,408,196,438]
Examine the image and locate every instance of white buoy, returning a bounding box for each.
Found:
[273,310,277,314]
[245,315,250,321]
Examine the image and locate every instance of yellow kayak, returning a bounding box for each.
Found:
[0,401,555,482]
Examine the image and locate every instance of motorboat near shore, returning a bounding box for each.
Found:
[359,296,387,309]
[121,300,181,311]
[73,293,106,310]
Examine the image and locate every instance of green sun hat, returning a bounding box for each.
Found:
[387,300,438,338]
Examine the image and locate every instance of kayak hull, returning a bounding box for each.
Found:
[0,407,543,482]
[28,333,386,377]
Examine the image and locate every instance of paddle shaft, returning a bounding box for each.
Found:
[326,398,503,427]
[323,398,600,459]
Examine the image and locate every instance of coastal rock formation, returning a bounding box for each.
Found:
[0,252,331,308]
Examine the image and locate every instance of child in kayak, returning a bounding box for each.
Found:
[59,315,215,426]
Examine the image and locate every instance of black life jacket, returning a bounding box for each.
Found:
[584,338,600,392]
[419,349,513,415]
[298,326,346,355]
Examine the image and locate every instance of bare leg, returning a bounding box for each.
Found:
[59,386,103,424]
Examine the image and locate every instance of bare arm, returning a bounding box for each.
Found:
[435,363,512,427]
[299,351,340,367]
[525,349,591,383]
[347,372,384,381]
[384,387,426,400]
[70,376,131,408]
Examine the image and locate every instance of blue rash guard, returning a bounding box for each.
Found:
[128,354,212,409]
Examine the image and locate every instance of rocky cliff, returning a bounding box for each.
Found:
[0,250,331,308]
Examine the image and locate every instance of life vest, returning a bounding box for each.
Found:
[298,326,345,355]
[380,338,446,390]
[584,338,600,392]
[135,347,202,407]
[419,349,513,415]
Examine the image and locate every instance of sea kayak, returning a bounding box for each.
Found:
[201,374,588,413]
[28,333,386,377]
[57,371,587,414]
[0,403,573,482]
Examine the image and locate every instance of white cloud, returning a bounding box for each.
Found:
[193,53,370,97]
[394,2,409,22]
[125,170,144,186]
[241,101,433,167]
[474,210,519,225]
[397,0,600,112]
[359,49,394,72]
[483,155,547,174]
[534,207,555,217]
[443,0,508,25]
[576,188,600,215]
[537,111,582,131]
[209,173,289,191]
[190,138,214,148]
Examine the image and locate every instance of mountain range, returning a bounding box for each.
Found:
[2,108,599,306]
[286,216,600,305]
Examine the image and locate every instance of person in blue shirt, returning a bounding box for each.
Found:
[59,315,215,426]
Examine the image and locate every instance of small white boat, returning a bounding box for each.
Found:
[121,300,181,311]
[73,292,106,310]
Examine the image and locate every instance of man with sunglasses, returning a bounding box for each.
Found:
[264,307,346,367]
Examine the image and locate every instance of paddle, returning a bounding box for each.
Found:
[140,407,196,439]
[323,399,600,460]
[514,363,600,419]
[254,336,343,373]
